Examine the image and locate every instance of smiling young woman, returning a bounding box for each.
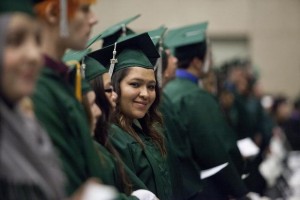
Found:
[79,56,159,199]
[90,33,173,200]
[112,66,164,153]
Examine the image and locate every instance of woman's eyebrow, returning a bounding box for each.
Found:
[129,78,156,83]
[148,80,156,84]
[129,78,144,82]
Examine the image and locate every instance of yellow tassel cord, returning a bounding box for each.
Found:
[66,60,82,102]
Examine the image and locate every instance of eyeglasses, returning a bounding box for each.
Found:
[104,86,114,93]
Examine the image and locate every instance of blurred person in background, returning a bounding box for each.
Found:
[30,0,118,197]
[282,97,300,150]
[201,68,218,96]
[0,0,65,199]
[163,23,249,200]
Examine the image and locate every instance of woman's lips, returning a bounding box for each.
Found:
[133,101,148,109]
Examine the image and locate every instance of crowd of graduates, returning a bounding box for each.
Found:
[203,59,300,199]
[0,0,299,200]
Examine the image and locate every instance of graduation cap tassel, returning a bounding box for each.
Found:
[81,57,86,79]
[202,38,211,74]
[108,42,118,78]
[75,61,82,102]
[66,60,82,102]
[121,24,127,37]
[60,0,69,37]
[156,44,163,87]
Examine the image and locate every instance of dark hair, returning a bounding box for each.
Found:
[112,68,167,155]
[89,75,133,194]
[271,96,288,116]
[176,41,207,69]
[294,97,300,110]
[90,76,111,145]
[82,94,93,129]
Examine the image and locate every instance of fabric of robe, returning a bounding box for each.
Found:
[163,77,248,199]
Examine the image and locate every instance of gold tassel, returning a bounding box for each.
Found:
[66,60,82,102]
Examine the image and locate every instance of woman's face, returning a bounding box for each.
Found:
[2,13,42,102]
[277,102,292,122]
[202,71,217,95]
[86,91,102,132]
[65,3,97,50]
[236,76,248,94]
[102,72,118,109]
[119,67,156,120]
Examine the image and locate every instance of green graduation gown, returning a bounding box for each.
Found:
[204,93,246,175]
[94,141,147,199]
[160,93,191,200]
[109,122,172,200]
[232,94,267,194]
[163,77,248,199]
[32,58,108,195]
[233,93,265,140]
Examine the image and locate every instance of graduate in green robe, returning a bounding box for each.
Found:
[83,55,157,198]
[30,0,113,196]
[227,66,267,195]
[89,33,173,200]
[163,22,249,200]
[0,1,65,199]
[63,49,159,200]
[116,26,186,200]
[147,26,186,200]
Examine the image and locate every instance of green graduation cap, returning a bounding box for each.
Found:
[81,77,92,94]
[86,33,102,48]
[79,56,107,94]
[63,48,108,81]
[84,56,108,81]
[89,33,160,77]
[84,15,139,50]
[148,26,168,48]
[117,25,167,48]
[66,66,92,95]
[165,22,208,49]
[146,26,168,87]
[63,49,92,94]
[63,48,92,64]
[63,48,107,94]
[100,14,140,48]
[164,22,208,60]
[0,0,35,15]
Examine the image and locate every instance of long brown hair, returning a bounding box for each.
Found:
[89,75,133,195]
[111,68,167,156]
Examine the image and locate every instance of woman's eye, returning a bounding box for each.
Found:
[104,88,113,93]
[129,82,140,88]
[81,5,90,13]
[7,33,24,47]
[148,85,156,90]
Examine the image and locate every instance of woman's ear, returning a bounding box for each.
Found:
[44,1,59,25]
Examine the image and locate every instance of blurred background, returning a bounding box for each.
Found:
[92,0,300,99]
